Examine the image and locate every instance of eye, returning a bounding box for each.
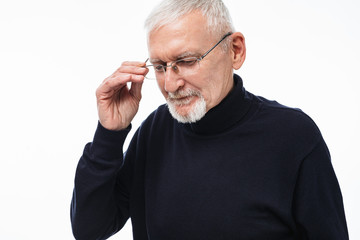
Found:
[176,57,198,67]
[153,64,165,72]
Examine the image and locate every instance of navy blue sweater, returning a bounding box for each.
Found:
[71,75,348,240]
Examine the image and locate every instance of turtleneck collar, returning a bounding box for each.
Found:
[179,74,252,135]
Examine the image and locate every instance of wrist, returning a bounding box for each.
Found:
[91,121,132,159]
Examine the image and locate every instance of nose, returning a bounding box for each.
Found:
[164,67,184,93]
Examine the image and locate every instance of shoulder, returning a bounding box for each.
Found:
[249,94,324,152]
[256,95,319,130]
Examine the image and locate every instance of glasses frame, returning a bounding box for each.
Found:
[145,32,233,78]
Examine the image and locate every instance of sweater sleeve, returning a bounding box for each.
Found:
[292,137,349,239]
[71,122,132,240]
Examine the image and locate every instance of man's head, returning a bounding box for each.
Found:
[145,0,246,123]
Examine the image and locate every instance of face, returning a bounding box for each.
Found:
[148,11,235,123]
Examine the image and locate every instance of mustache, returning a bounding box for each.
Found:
[167,89,201,100]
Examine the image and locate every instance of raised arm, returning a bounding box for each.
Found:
[71,61,148,239]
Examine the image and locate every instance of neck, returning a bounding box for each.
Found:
[206,72,235,113]
[180,74,251,135]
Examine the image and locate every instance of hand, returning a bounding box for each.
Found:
[96,61,148,131]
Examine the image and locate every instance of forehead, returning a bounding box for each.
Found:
[147,11,215,61]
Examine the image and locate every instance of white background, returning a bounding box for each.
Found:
[0,0,359,239]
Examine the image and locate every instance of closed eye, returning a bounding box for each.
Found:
[176,57,198,67]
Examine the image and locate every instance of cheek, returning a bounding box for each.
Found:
[199,71,227,107]
[199,72,217,97]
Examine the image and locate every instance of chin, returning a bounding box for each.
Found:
[167,97,207,123]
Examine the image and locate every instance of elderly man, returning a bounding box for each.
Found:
[71,0,348,239]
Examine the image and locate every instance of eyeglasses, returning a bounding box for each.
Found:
[145,32,232,80]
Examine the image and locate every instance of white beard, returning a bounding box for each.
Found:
[166,89,207,123]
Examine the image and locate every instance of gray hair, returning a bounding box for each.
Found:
[144,0,235,45]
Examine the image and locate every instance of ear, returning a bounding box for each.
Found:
[230,32,246,70]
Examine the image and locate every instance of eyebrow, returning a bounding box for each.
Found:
[176,51,199,59]
[149,51,201,64]
[148,58,164,65]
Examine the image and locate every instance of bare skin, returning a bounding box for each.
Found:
[96,61,148,131]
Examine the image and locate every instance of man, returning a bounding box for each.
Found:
[71,0,348,239]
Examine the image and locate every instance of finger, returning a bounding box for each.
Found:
[98,60,148,96]
[115,65,148,76]
[129,81,144,102]
[113,66,149,84]
[97,73,143,97]
[119,60,149,73]
[122,60,148,67]
[137,59,148,67]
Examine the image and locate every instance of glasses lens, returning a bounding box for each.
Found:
[145,65,162,80]
[175,57,200,76]
[145,57,200,80]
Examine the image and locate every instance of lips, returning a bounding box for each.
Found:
[169,95,194,106]
[167,88,201,106]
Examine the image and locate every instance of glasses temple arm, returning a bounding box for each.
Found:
[199,32,232,60]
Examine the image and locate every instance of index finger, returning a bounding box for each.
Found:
[121,59,148,68]
[138,58,149,67]
[114,59,149,76]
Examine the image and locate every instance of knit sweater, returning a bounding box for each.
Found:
[71,74,348,240]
